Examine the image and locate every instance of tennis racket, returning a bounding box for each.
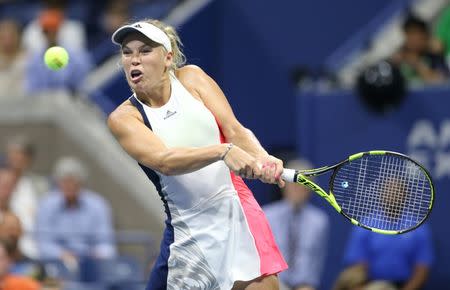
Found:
[281,150,434,234]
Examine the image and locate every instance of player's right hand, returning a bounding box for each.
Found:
[223,145,262,179]
[260,155,286,188]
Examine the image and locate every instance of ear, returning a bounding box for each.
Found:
[165,51,174,69]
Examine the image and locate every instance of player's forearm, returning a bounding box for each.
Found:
[145,144,229,175]
[226,126,268,161]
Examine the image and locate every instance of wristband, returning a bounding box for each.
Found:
[221,143,234,160]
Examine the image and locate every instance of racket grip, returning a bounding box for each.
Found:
[281,169,296,182]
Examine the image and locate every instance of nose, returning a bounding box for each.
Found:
[131,53,141,66]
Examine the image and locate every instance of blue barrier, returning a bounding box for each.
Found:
[297,86,450,289]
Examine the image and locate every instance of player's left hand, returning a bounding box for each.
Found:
[259,155,285,188]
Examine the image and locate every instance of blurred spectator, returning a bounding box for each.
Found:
[0,209,45,281]
[0,18,26,98]
[333,265,367,290]
[91,0,130,65]
[22,0,86,52]
[263,158,329,290]
[0,238,40,290]
[36,156,116,270]
[6,135,48,260]
[0,167,18,212]
[0,211,22,264]
[391,13,449,85]
[24,6,92,95]
[340,223,433,290]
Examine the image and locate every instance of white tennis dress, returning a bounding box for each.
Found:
[130,72,287,290]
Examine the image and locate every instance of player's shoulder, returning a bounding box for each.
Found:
[176,65,210,85]
[107,99,142,131]
[109,99,139,119]
[177,64,205,76]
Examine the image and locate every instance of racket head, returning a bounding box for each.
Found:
[330,151,434,234]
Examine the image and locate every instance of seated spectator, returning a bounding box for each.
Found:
[391,13,449,85]
[6,135,48,260]
[0,167,18,212]
[0,18,26,98]
[0,211,45,280]
[21,0,87,53]
[36,156,116,269]
[0,211,22,263]
[340,223,433,290]
[0,238,40,290]
[263,158,329,290]
[0,167,45,281]
[24,7,92,95]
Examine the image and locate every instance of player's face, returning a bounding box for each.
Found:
[121,32,173,94]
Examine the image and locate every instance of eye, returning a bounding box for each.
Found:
[121,49,132,56]
[140,46,152,54]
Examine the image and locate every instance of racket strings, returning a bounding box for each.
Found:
[333,155,432,231]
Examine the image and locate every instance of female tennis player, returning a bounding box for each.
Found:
[108,19,288,290]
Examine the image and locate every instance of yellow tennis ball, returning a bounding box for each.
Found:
[44,46,69,71]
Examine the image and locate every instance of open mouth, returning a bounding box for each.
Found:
[130,69,143,83]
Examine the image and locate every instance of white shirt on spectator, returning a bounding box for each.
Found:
[21,19,86,52]
[10,175,43,259]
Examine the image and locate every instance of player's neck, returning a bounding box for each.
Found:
[137,75,171,108]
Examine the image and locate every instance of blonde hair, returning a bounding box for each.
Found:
[143,19,186,70]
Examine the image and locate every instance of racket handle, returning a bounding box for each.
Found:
[281,168,296,182]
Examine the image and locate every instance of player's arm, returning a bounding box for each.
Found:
[177,65,284,186]
[107,104,255,176]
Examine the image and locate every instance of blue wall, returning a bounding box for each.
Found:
[298,87,450,290]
